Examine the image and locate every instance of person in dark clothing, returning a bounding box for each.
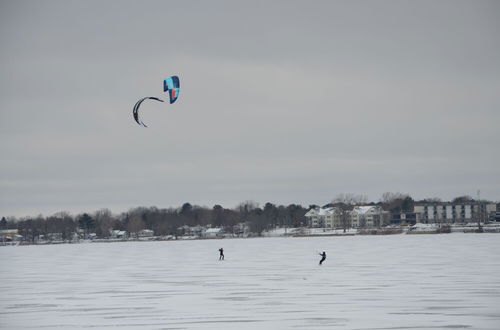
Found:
[219,248,224,260]
[319,251,326,265]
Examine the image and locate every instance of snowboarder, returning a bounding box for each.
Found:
[219,248,224,260]
[319,251,326,265]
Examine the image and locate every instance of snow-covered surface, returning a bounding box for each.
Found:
[306,228,358,235]
[1,234,500,329]
[261,227,293,236]
[205,228,223,234]
[318,207,333,216]
[411,223,438,231]
[262,227,358,237]
[353,206,376,214]
[306,207,334,217]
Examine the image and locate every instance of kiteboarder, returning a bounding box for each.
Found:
[319,251,326,265]
[219,248,224,260]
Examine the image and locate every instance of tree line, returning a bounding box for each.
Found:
[0,202,309,242]
[1,193,495,243]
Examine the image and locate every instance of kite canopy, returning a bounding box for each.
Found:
[132,76,179,127]
[132,97,164,127]
[163,76,180,104]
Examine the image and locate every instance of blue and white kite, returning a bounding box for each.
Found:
[133,75,180,127]
[164,76,180,104]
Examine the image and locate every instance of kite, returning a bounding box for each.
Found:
[164,76,180,104]
[132,97,164,127]
[132,75,180,127]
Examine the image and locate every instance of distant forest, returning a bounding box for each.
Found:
[1,193,494,242]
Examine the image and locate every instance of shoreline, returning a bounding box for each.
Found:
[3,223,500,247]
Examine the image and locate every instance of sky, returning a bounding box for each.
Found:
[1,0,499,217]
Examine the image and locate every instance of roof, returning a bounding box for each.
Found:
[353,206,377,214]
[111,230,126,235]
[205,228,223,233]
[306,207,334,217]
[319,207,334,216]
[0,229,18,234]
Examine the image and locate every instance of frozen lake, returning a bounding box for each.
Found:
[1,234,500,329]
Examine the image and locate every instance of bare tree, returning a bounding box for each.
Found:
[334,193,368,205]
[236,200,259,213]
[236,200,259,222]
[335,206,352,233]
[93,209,114,238]
[452,195,474,203]
[422,197,442,203]
[247,211,267,236]
[332,194,362,232]
[380,192,408,204]
[126,215,145,237]
[380,192,414,214]
[50,211,75,240]
[472,203,484,233]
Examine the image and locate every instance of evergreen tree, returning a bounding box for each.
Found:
[78,213,95,237]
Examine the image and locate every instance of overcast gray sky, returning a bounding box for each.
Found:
[1,0,499,217]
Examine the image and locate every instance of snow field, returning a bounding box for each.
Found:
[1,234,500,329]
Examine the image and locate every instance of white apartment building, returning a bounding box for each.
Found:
[305,207,333,228]
[305,206,389,228]
[351,206,389,227]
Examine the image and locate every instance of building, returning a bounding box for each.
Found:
[204,227,224,238]
[46,232,63,242]
[304,207,333,228]
[138,229,154,237]
[110,230,127,239]
[324,208,339,228]
[305,206,389,229]
[0,229,22,244]
[351,206,390,227]
[390,212,419,225]
[413,202,497,224]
